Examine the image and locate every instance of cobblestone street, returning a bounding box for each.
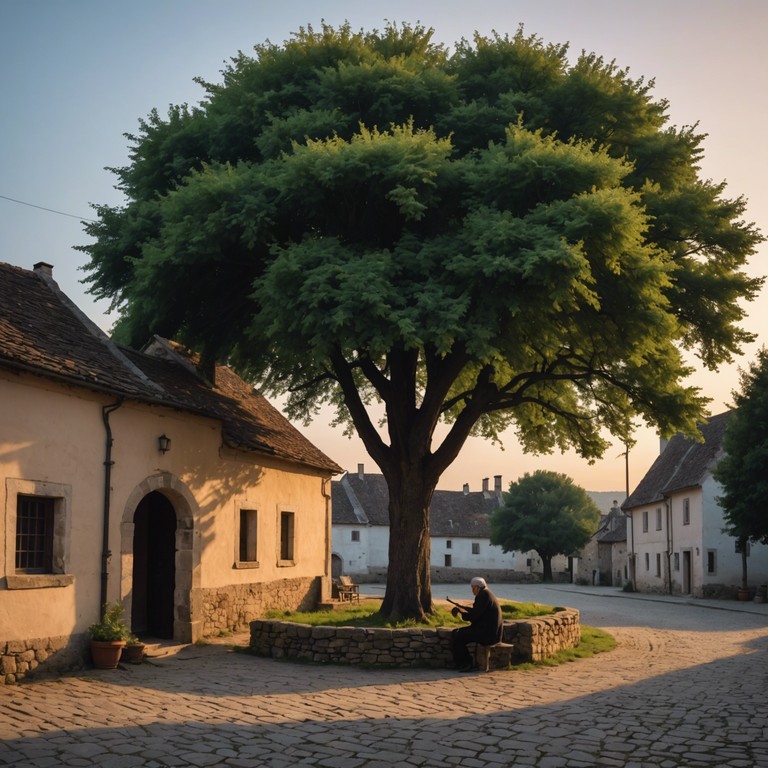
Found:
[1,585,767,767]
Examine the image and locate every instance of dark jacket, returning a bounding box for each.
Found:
[464,587,503,645]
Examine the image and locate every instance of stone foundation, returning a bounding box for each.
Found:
[201,576,321,636]
[249,607,580,668]
[2,576,324,684]
[1,635,87,685]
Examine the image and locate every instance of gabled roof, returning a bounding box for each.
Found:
[0,261,341,474]
[595,506,627,543]
[332,470,501,537]
[622,412,730,511]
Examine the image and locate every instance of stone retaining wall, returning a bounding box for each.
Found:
[1,635,87,685]
[201,576,321,636]
[249,608,580,668]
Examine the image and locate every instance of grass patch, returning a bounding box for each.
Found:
[514,625,617,670]
[264,599,559,629]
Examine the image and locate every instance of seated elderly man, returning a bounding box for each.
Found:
[450,577,503,672]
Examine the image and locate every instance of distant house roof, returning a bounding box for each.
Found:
[332,468,501,537]
[595,505,627,543]
[622,412,730,511]
[0,261,341,474]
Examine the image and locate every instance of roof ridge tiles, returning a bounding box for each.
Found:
[32,264,164,394]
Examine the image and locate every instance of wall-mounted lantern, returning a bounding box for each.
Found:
[158,434,171,454]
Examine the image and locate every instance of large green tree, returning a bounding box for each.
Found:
[489,470,600,581]
[714,348,768,587]
[80,23,763,619]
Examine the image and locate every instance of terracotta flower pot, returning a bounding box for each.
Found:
[90,640,126,669]
[123,643,146,664]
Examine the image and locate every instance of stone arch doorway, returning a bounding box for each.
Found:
[331,553,343,579]
[121,473,201,643]
[132,491,176,639]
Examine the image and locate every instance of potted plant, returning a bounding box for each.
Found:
[88,602,130,669]
[123,633,146,664]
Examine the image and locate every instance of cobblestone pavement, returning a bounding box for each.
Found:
[1,585,767,767]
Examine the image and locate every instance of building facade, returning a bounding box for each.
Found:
[623,412,768,597]
[1,262,340,682]
[332,465,574,583]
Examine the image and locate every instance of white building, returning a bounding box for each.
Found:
[332,465,573,583]
[623,412,768,597]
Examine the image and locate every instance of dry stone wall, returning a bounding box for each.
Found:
[249,608,580,668]
[1,635,86,685]
[201,576,320,637]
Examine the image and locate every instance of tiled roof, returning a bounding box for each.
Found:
[332,470,501,536]
[0,261,157,397]
[622,412,730,511]
[595,507,628,543]
[0,261,341,474]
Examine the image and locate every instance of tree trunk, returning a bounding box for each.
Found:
[542,555,554,583]
[378,468,437,621]
[741,538,748,590]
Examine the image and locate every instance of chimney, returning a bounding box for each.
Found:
[463,483,469,495]
[358,463,365,480]
[33,262,53,278]
[482,477,489,493]
[494,475,502,493]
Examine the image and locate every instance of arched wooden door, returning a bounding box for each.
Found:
[132,491,177,639]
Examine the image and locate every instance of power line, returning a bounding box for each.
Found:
[0,193,98,223]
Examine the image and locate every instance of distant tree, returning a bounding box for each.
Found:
[79,23,762,620]
[490,470,600,581]
[714,348,768,589]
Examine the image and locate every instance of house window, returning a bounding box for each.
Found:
[642,511,648,532]
[279,510,295,563]
[683,498,690,525]
[446,540,452,549]
[645,552,650,571]
[674,552,680,571]
[16,496,54,573]
[707,550,717,574]
[6,480,73,590]
[655,507,662,531]
[236,508,258,566]
[5,480,72,590]
[655,553,661,577]
[351,530,360,542]
[444,554,452,567]
[471,542,480,555]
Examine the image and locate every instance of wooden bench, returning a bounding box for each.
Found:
[335,575,360,603]
[475,641,516,672]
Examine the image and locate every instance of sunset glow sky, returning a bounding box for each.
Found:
[2,0,766,494]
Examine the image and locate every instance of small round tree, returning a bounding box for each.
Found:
[490,470,601,581]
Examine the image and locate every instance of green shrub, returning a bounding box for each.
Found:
[88,602,130,641]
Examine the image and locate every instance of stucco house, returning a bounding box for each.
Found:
[573,499,629,587]
[622,411,768,597]
[1,261,341,683]
[331,465,573,583]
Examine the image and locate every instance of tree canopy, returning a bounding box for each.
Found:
[79,23,763,618]
[489,470,600,581]
[714,348,768,547]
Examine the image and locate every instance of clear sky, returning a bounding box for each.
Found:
[2,0,766,495]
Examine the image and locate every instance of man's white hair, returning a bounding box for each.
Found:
[470,577,487,588]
